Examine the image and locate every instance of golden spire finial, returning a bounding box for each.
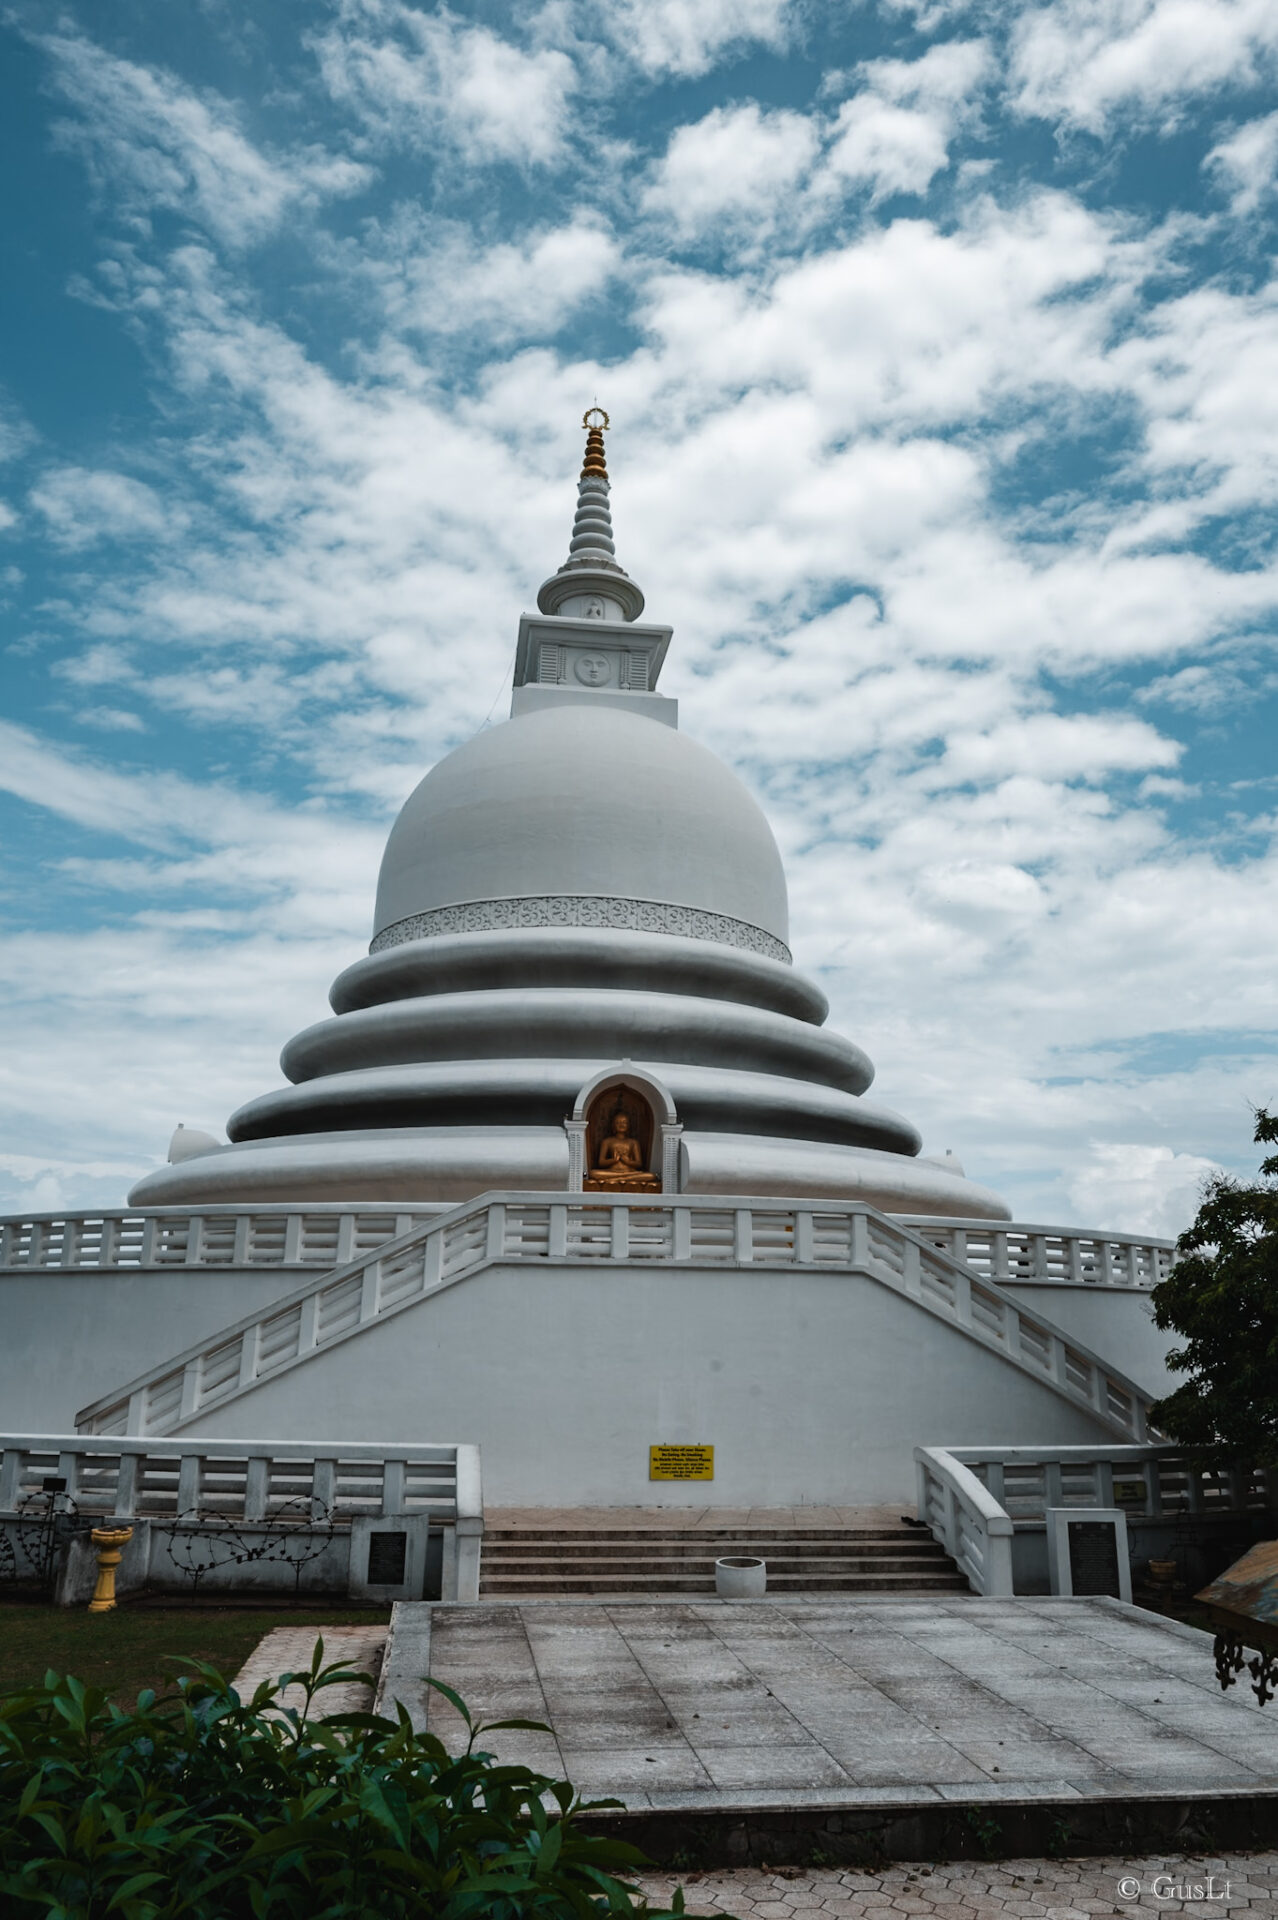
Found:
[581,406,609,480]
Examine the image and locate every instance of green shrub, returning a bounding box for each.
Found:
[0,1637,688,1918]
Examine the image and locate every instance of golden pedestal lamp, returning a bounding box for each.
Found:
[88,1526,134,1614]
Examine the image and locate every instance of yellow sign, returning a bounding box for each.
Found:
[649,1444,714,1481]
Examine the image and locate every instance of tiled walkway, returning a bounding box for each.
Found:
[632,1852,1278,1916]
[230,1622,386,1715]
[407,1596,1278,1807]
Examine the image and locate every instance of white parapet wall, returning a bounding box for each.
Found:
[65,1195,1158,1509]
[917,1443,1276,1596]
[0,1198,1176,1507]
[0,1433,482,1604]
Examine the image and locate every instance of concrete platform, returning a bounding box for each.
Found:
[232,1623,387,1715]
[377,1596,1278,1860]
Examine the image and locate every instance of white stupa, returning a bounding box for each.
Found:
[0,415,1177,1514]
[131,413,1007,1221]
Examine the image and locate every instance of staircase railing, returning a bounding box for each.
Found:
[898,1218,1173,1287]
[943,1443,1273,1521]
[914,1447,1015,1596]
[75,1192,1158,1444]
[916,1442,1274,1598]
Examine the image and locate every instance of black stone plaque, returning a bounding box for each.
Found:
[1067,1519,1122,1597]
[367,1529,408,1586]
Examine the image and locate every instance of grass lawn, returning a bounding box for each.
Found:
[0,1604,390,1706]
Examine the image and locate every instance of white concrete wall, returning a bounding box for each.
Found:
[0,1269,303,1432]
[999,1282,1176,1396]
[181,1261,1124,1508]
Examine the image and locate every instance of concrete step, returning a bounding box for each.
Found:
[482,1554,954,1576]
[483,1526,919,1543]
[478,1520,969,1597]
[481,1540,949,1562]
[480,1570,971,1593]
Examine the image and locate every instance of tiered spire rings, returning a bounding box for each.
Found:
[537,407,645,621]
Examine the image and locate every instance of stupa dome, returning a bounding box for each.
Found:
[129,411,1009,1222]
[373,705,790,956]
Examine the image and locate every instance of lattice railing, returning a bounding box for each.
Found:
[0,1207,436,1272]
[916,1442,1273,1596]
[898,1218,1174,1288]
[76,1193,1157,1445]
[947,1444,1273,1521]
[0,1433,475,1521]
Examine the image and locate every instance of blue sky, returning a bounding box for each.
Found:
[1,0,1276,1232]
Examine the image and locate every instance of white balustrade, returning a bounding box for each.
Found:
[0,1206,437,1273]
[945,1444,1273,1521]
[898,1218,1174,1288]
[4,1208,1172,1291]
[914,1448,1015,1596]
[0,1435,483,1601]
[0,1432,477,1524]
[76,1193,1157,1446]
[916,1442,1271,1597]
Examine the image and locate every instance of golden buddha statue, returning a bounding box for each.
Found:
[585,1111,660,1191]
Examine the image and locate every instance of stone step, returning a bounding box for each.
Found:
[481,1553,954,1575]
[476,1519,968,1597]
[483,1526,919,1542]
[481,1540,950,1561]
[480,1570,971,1593]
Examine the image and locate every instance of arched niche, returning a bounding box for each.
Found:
[565,1065,682,1194]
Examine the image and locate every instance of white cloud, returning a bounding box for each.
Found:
[6,9,1278,1231]
[641,45,989,242]
[74,707,148,733]
[0,721,380,890]
[39,30,371,249]
[642,103,819,238]
[30,468,173,549]
[822,40,990,201]
[356,215,620,340]
[314,3,577,166]
[1207,110,1278,215]
[929,712,1180,784]
[1009,0,1278,135]
[0,396,36,465]
[590,0,793,78]
[1108,283,1278,523]
[1135,662,1258,712]
[1066,1142,1221,1238]
[54,642,135,687]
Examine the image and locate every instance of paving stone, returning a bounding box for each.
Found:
[695,1744,853,1790]
[230,1623,386,1716]
[402,1597,1278,1823]
[630,1855,1278,1920]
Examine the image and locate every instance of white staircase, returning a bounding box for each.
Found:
[76,1192,1158,1444]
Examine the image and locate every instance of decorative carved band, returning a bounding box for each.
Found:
[371,895,792,963]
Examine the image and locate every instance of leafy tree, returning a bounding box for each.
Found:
[1149,1109,1278,1470]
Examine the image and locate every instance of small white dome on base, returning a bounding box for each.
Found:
[166,1124,223,1164]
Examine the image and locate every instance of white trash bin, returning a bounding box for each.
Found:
[714,1556,767,1599]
